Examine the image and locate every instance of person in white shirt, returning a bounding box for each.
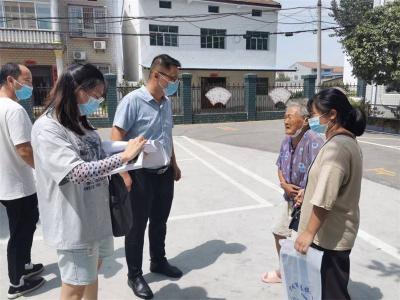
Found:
[31,63,145,300]
[0,63,45,299]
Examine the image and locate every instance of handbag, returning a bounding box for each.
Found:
[289,205,301,231]
[109,173,133,237]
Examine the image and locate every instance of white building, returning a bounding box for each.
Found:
[122,0,292,91]
[0,0,124,97]
[279,62,343,84]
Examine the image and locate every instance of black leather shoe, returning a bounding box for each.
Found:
[150,260,183,278]
[128,275,153,300]
[23,263,44,278]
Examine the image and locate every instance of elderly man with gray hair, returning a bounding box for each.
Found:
[261,101,324,284]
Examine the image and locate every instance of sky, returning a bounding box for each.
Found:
[275,0,345,68]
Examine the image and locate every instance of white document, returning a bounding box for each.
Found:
[102,140,169,174]
[102,140,158,155]
[279,239,324,300]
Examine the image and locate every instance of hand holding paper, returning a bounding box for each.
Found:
[102,139,169,174]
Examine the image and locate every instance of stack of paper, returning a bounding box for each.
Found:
[102,140,169,174]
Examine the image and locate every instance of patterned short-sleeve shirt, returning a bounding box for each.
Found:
[276,129,324,202]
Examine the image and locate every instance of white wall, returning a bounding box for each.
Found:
[281,63,311,82]
[343,54,357,85]
[123,0,279,81]
[108,0,124,82]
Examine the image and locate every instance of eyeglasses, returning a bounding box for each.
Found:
[159,72,179,83]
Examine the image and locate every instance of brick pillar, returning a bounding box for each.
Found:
[245,74,257,121]
[181,73,193,124]
[302,74,317,100]
[104,73,117,127]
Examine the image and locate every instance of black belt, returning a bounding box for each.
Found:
[143,165,170,175]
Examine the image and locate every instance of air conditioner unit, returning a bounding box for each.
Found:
[73,51,86,61]
[93,41,106,50]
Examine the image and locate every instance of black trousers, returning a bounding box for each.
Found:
[0,193,39,286]
[125,167,174,278]
[312,244,352,300]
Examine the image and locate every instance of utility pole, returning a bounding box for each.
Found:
[317,0,322,87]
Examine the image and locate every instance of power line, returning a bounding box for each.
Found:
[2,5,320,22]
[7,26,342,38]
[2,14,338,27]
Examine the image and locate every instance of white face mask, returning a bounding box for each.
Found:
[289,119,308,138]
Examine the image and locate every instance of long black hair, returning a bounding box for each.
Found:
[47,64,105,135]
[308,88,366,136]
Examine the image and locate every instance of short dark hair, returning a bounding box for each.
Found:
[308,88,366,136]
[0,63,21,87]
[46,63,105,135]
[150,54,181,74]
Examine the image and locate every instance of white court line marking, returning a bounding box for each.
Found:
[177,158,196,162]
[0,205,273,245]
[181,136,283,195]
[357,230,400,261]
[366,130,400,136]
[180,136,400,261]
[359,137,400,141]
[358,140,400,151]
[170,204,270,221]
[174,140,272,206]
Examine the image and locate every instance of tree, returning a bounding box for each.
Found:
[331,1,400,86]
[330,0,374,39]
[276,73,290,82]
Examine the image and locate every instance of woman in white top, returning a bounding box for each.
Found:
[31,64,146,300]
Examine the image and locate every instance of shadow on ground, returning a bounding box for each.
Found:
[154,283,225,300]
[24,263,60,298]
[349,280,383,300]
[145,240,246,284]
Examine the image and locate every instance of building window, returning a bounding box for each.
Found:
[149,24,178,47]
[252,9,262,17]
[69,6,107,38]
[256,78,269,95]
[245,31,269,51]
[36,4,52,30]
[200,28,226,49]
[159,1,172,8]
[312,68,317,73]
[294,75,298,80]
[208,6,219,13]
[1,1,51,30]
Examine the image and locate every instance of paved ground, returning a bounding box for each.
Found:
[1,120,399,299]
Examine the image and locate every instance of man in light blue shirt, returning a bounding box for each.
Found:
[111,54,182,300]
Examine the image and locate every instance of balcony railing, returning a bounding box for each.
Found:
[0,28,60,44]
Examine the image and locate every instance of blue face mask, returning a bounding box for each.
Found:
[309,114,329,134]
[159,74,179,96]
[78,96,104,116]
[164,80,179,96]
[14,80,33,101]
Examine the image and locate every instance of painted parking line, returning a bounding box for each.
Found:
[170,204,270,221]
[358,140,400,151]
[180,136,400,261]
[365,130,400,136]
[359,137,400,141]
[216,126,239,132]
[177,158,196,163]
[366,168,396,177]
[357,230,400,261]
[180,136,283,194]
[174,140,273,206]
